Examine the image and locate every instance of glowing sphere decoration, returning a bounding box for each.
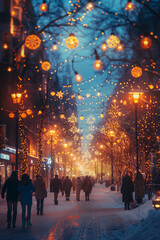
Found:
[21,112,27,119]
[106,33,120,49]
[39,2,48,12]
[80,115,84,120]
[52,42,58,51]
[75,72,82,82]
[26,109,32,115]
[41,61,51,71]
[7,67,12,72]
[93,59,103,71]
[116,43,124,51]
[86,2,94,10]
[50,91,56,96]
[101,42,107,51]
[66,33,79,49]
[140,36,152,49]
[131,66,143,78]
[78,93,82,100]
[100,112,104,118]
[125,0,134,11]
[25,34,41,50]
[60,113,65,119]
[3,43,8,49]
[9,112,15,118]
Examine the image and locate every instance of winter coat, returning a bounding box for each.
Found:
[75,178,82,192]
[18,180,35,205]
[1,177,20,202]
[63,178,72,192]
[82,177,92,193]
[121,174,134,203]
[34,178,47,200]
[50,178,62,193]
[134,172,145,200]
[72,177,76,191]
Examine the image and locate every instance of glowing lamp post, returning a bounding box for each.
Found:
[11,92,22,172]
[108,130,115,191]
[152,191,160,210]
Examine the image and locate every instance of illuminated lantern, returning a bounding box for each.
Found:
[41,61,51,71]
[71,95,75,99]
[78,93,82,100]
[86,93,90,98]
[148,84,154,90]
[25,34,41,50]
[66,33,79,49]
[7,67,12,72]
[60,113,65,119]
[101,42,107,51]
[80,115,84,120]
[52,42,58,51]
[21,112,27,118]
[39,1,48,12]
[131,66,143,78]
[93,59,103,71]
[38,110,42,115]
[125,0,134,10]
[140,36,152,49]
[3,43,8,49]
[97,91,100,97]
[47,140,50,145]
[50,91,55,96]
[11,92,22,104]
[26,109,32,115]
[106,33,120,49]
[75,72,82,82]
[116,42,124,51]
[86,2,94,10]
[9,112,15,118]
[100,112,104,118]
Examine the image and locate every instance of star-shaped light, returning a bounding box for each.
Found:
[56,91,64,99]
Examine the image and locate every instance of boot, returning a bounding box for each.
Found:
[22,221,25,229]
[27,220,32,228]
[7,223,11,229]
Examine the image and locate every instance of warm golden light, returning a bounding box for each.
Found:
[7,67,12,72]
[75,73,82,82]
[97,91,101,97]
[64,143,68,148]
[26,109,32,115]
[50,130,55,135]
[108,130,114,137]
[50,91,56,96]
[66,33,79,49]
[93,59,103,71]
[60,113,65,119]
[116,43,124,51]
[101,42,107,51]
[39,2,48,12]
[25,34,41,50]
[125,1,134,10]
[3,43,8,49]
[38,110,42,115]
[41,61,51,71]
[148,84,154,90]
[78,93,82,100]
[86,2,94,10]
[9,112,15,118]
[140,36,152,49]
[131,66,142,78]
[11,93,22,104]
[80,115,84,120]
[21,112,27,118]
[100,112,104,118]
[107,33,120,49]
[52,42,58,51]
[133,92,140,103]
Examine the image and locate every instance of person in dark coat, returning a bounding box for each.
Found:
[75,177,82,201]
[18,174,35,228]
[34,175,47,215]
[154,169,160,191]
[1,171,19,228]
[63,176,72,201]
[121,172,134,210]
[50,174,62,205]
[82,175,92,201]
[134,171,145,204]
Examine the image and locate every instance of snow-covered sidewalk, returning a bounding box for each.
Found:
[0,183,158,240]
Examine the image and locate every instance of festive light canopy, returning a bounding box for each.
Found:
[25,34,41,50]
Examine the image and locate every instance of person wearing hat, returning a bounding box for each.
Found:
[1,171,20,228]
[18,174,35,228]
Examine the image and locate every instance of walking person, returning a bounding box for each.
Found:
[18,174,35,228]
[82,175,92,201]
[63,176,72,201]
[50,174,62,205]
[75,177,82,201]
[121,170,134,210]
[34,175,47,215]
[134,170,145,204]
[1,171,19,228]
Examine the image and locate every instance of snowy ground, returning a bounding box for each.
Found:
[0,183,159,240]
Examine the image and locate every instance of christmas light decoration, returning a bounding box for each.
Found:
[106,33,120,49]
[50,91,55,96]
[97,91,101,97]
[39,0,48,12]
[25,34,41,50]
[41,61,51,71]
[3,43,8,49]
[21,112,27,118]
[56,91,64,99]
[116,42,124,51]
[26,109,32,115]
[52,42,58,51]
[101,42,107,51]
[93,59,103,71]
[140,36,152,49]
[80,115,84,120]
[9,112,15,118]
[60,113,65,119]
[125,0,134,11]
[86,2,94,10]
[78,93,82,100]
[131,66,143,78]
[75,71,82,82]
[11,92,22,104]
[7,67,12,72]
[19,117,28,175]
[66,33,79,49]
[100,112,104,118]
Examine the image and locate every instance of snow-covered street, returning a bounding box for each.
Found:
[0,183,158,240]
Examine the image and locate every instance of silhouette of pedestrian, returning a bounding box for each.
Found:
[121,170,134,210]
[50,174,62,205]
[63,176,72,201]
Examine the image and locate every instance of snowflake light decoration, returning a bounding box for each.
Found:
[100,126,107,135]
[88,125,97,132]
[74,134,79,141]
[86,115,96,125]
[86,134,93,140]
[69,126,78,134]
[106,34,120,49]
[56,91,64,99]
[68,113,78,124]
[131,66,143,78]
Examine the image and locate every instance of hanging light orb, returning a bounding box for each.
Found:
[66,33,79,49]
[9,112,15,118]
[86,2,94,10]
[50,91,55,96]
[60,113,65,119]
[21,112,27,119]
[78,93,82,100]
[97,91,101,97]
[80,115,84,120]
[52,42,58,51]
[71,94,75,99]
[116,42,124,51]
[41,61,51,71]
[7,66,12,72]
[38,110,42,115]
[140,36,152,49]
[131,66,143,78]
[86,93,90,98]
[39,2,48,12]
[148,84,154,90]
[3,43,8,49]
[26,109,32,115]
[106,33,120,49]
[75,72,82,82]
[100,112,104,118]
[93,59,103,71]
[125,0,134,11]
[101,42,107,51]
[25,34,41,50]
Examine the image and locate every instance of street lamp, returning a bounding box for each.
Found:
[64,143,68,176]
[108,130,115,191]
[132,92,140,172]
[11,92,22,172]
[49,130,55,179]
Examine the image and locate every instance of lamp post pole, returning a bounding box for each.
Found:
[15,106,19,172]
[50,134,53,180]
[110,140,114,185]
[135,102,139,172]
